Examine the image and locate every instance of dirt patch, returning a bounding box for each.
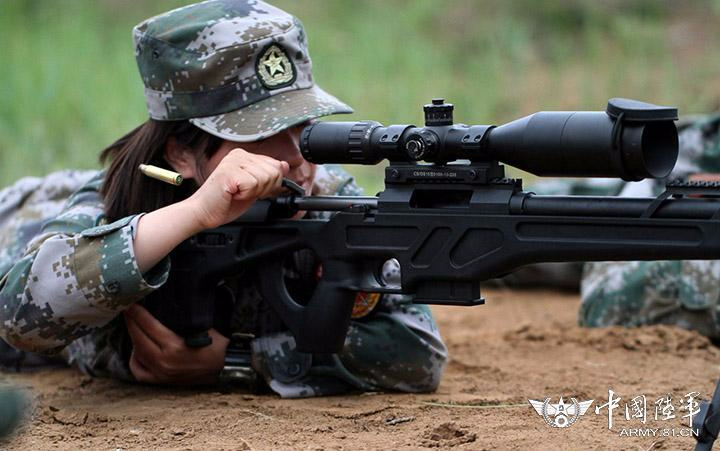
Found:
[421,422,477,447]
[2,288,717,450]
[505,322,719,357]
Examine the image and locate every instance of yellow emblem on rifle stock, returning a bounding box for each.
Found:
[351,292,381,319]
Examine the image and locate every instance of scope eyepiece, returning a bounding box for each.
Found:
[300,99,679,181]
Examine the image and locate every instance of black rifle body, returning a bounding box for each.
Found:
[145,98,720,353]
[154,169,720,353]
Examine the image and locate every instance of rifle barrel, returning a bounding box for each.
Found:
[515,195,720,219]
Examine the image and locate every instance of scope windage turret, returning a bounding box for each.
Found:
[300,98,679,181]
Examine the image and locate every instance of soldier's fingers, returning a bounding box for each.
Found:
[242,163,276,196]
[279,159,290,175]
[258,155,290,180]
[222,152,287,198]
[125,313,162,359]
[129,350,159,384]
[252,154,289,175]
[207,328,231,347]
[251,159,286,196]
[262,158,290,189]
[227,169,261,200]
[125,304,183,348]
[234,152,288,179]
[228,148,286,172]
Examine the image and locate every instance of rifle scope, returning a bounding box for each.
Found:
[300,98,679,181]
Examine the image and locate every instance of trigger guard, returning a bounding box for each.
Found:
[257,259,304,335]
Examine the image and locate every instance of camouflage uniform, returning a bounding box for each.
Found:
[0,0,447,397]
[579,114,720,337]
[0,166,446,397]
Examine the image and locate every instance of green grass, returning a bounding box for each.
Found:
[1,0,720,194]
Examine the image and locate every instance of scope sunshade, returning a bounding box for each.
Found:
[606,98,678,122]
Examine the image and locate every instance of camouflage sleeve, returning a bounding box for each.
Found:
[0,188,170,353]
[579,261,720,338]
[339,258,447,392]
[339,294,448,393]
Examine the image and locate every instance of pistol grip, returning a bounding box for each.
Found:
[259,259,355,353]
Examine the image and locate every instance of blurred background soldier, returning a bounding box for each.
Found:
[580,114,720,338]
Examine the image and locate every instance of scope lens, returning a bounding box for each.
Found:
[640,121,678,178]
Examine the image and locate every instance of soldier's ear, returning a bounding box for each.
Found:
[163,137,198,180]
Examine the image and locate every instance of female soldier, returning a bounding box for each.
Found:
[0,0,447,398]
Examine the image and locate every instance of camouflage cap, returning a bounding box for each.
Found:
[133,0,353,141]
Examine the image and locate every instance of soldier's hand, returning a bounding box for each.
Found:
[188,148,290,230]
[124,304,229,385]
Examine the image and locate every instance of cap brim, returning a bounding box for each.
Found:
[189,85,353,142]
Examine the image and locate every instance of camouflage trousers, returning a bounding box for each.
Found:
[580,261,720,338]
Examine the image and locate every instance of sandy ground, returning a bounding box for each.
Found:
[2,288,719,450]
